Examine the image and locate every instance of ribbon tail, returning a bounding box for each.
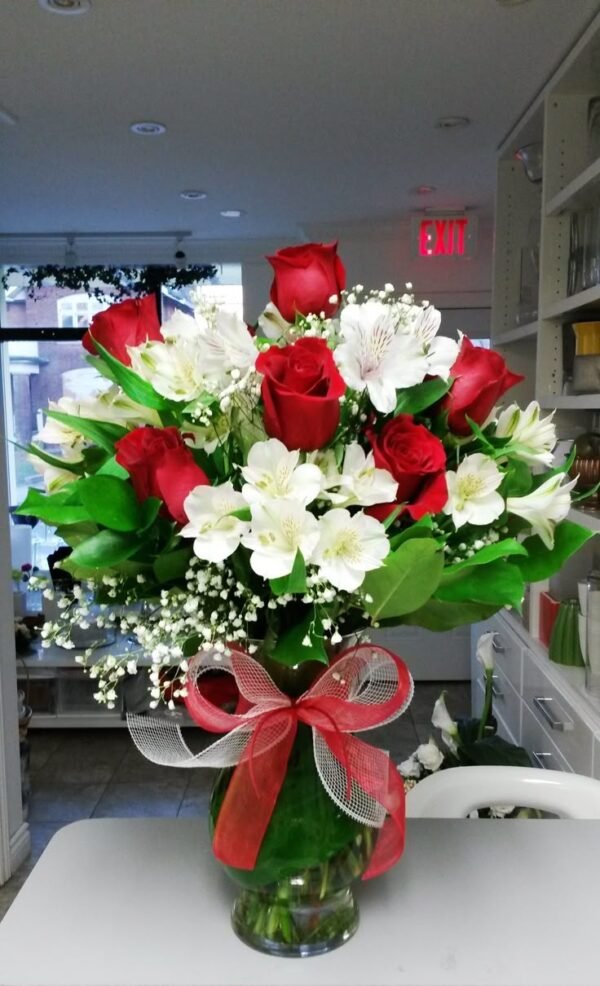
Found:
[213,713,297,870]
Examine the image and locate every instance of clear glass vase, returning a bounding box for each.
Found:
[208,650,377,957]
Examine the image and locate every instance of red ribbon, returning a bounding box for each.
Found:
[183,644,412,880]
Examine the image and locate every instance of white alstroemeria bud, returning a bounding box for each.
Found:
[399,754,422,779]
[507,473,576,550]
[495,401,556,468]
[416,737,444,773]
[476,632,495,673]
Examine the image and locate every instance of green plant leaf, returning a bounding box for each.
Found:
[96,456,129,479]
[394,377,451,416]
[15,487,89,526]
[460,734,532,767]
[153,547,193,583]
[402,598,500,631]
[500,459,532,498]
[78,475,142,532]
[54,521,99,547]
[270,552,307,597]
[46,410,128,453]
[514,519,596,583]
[388,515,434,551]
[90,339,175,411]
[24,443,85,475]
[271,615,328,667]
[80,446,110,474]
[447,538,527,574]
[362,539,444,621]
[69,529,141,569]
[436,559,525,611]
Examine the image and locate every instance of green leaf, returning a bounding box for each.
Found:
[24,443,84,475]
[362,539,444,621]
[47,410,127,453]
[436,559,525,611]
[270,551,307,597]
[139,497,162,530]
[447,538,527,574]
[80,446,110,475]
[513,519,596,583]
[394,377,451,416]
[388,515,434,551]
[382,505,403,530]
[69,529,141,569]
[90,339,174,411]
[153,547,193,583]
[15,487,89,526]
[78,476,142,532]
[461,734,532,768]
[500,459,532,499]
[54,521,99,547]
[230,507,252,522]
[96,456,129,479]
[402,598,500,631]
[271,614,328,667]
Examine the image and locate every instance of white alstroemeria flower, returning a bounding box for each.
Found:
[399,754,422,779]
[129,338,206,402]
[416,737,444,773]
[443,453,504,529]
[312,508,389,592]
[28,456,77,493]
[242,502,320,579]
[307,449,343,493]
[432,692,459,752]
[257,302,291,340]
[507,472,576,549]
[335,301,429,413]
[476,632,495,672]
[241,439,322,507]
[182,416,230,455]
[181,482,249,563]
[495,401,557,467]
[84,385,161,428]
[326,443,398,508]
[425,334,460,380]
[394,302,458,380]
[160,309,206,342]
[198,309,257,377]
[35,398,86,459]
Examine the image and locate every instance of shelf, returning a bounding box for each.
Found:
[569,505,600,532]
[543,283,600,319]
[538,394,600,410]
[546,155,600,216]
[492,321,538,345]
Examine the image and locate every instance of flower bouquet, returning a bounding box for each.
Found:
[17,241,593,956]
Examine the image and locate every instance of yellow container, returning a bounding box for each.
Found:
[573,321,600,355]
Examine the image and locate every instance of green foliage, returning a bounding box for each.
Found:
[96,456,129,479]
[68,529,142,569]
[402,598,499,631]
[270,552,307,596]
[513,520,596,583]
[394,377,451,416]
[436,559,524,611]
[362,538,444,621]
[78,475,144,532]
[153,547,194,584]
[25,443,84,476]
[446,538,527,574]
[90,342,175,411]
[271,614,328,667]
[452,717,532,767]
[46,410,127,453]
[15,487,89,526]
[500,459,532,498]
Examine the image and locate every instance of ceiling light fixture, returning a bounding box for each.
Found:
[436,116,470,129]
[180,190,207,200]
[130,121,167,136]
[413,185,437,195]
[220,209,245,219]
[38,0,91,14]
[64,236,79,268]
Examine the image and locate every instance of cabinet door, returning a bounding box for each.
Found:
[523,653,593,775]
[471,616,523,696]
[521,703,572,772]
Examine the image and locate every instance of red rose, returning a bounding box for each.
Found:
[115,426,209,525]
[442,337,524,436]
[256,337,346,451]
[267,242,346,322]
[367,415,448,521]
[83,295,162,366]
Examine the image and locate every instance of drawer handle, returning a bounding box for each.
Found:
[491,633,505,654]
[532,751,554,770]
[533,696,574,733]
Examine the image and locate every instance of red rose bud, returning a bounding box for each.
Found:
[267,242,346,322]
[256,337,346,451]
[115,426,209,525]
[442,337,524,437]
[367,414,448,522]
[83,294,162,366]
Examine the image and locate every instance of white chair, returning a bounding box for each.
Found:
[406,765,600,819]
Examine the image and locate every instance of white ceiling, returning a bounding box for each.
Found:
[0,0,599,244]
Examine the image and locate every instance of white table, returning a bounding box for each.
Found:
[0,817,595,986]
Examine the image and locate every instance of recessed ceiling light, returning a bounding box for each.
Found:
[413,184,437,195]
[220,209,245,219]
[130,121,167,136]
[38,0,91,14]
[436,116,470,129]
[180,190,207,201]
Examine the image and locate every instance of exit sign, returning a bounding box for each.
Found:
[411,214,477,258]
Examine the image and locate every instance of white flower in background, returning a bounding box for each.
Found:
[129,338,206,402]
[489,804,516,818]
[495,401,557,467]
[507,472,576,549]
[84,385,161,429]
[335,301,429,413]
[307,449,343,493]
[181,416,230,455]
[312,508,389,592]
[444,453,504,528]
[257,302,291,340]
[160,309,206,342]
[35,398,86,459]
[241,439,322,507]
[28,457,77,493]
[425,334,460,380]
[416,737,445,773]
[242,501,320,579]
[326,443,398,508]
[197,309,257,378]
[432,692,459,752]
[181,482,250,563]
[395,302,459,380]
[476,632,496,672]
[399,754,422,779]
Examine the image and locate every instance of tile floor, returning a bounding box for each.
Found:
[0,680,470,921]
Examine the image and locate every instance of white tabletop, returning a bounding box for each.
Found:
[0,817,596,986]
